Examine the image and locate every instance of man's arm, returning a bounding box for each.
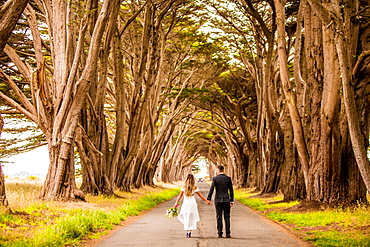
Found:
[229,178,234,203]
[207,178,215,201]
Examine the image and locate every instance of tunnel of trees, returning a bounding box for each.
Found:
[0,0,369,206]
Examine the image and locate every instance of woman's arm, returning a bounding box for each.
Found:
[196,191,211,204]
[174,191,184,208]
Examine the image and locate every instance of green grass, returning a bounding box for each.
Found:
[234,190,299,211]
[266,207,370,227]
[305,230,370,247]
[0,182,180,247]
[30,209,122,246]
[235,189,370,246]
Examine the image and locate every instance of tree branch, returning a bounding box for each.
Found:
[0,0,29,51]
[352,50,370,77]
[0,91,37,123]
[0,69,36,116]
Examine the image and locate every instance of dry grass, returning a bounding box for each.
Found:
[1,177,181,247]
[4,177,43,210]
[3,177,182,211]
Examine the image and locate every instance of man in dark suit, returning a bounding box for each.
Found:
[207,165,234,238]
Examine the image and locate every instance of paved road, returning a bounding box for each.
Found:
[96,183,310,247]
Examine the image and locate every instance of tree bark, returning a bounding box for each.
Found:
[0,114,10,209]
[306,0,370,195]
[77,0,119,195]
[0,0,29,51]
[334,8,370,194]
[300,0,324,202]
[318,9,341,203]
[275,0,310,195]
[0,164,9,209]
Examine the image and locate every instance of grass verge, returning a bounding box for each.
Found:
[1,179,179,247]
[235,189,370,247]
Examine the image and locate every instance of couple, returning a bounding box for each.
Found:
[174,165,234,238]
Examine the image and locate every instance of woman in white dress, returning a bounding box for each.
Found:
[174,174,210,237]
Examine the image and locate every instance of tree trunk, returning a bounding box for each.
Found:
[306,0,370,196]
[340,124,367,203]
[114,1,183,190]
[39,0,121,200]
[300,0,324,202]
[0,0,29,51]
[261,116,285,194]
[76,1,119,195]
[0,164,9,209]
[251,1,281,195]
[280,112,306,201]
[318,13,341,203]
[76,126,112,195]
[275,0,311,196]
[40,138,78,200]
[0,0,121,200]
[0,114,10,209]
[334,6,370,194]
[107,27,127,186]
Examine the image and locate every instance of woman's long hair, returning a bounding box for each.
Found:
[184,174,195,196]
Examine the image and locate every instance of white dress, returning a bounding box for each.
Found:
[177,187,200,230]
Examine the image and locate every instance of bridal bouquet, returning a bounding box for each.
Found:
[165,207,178,218]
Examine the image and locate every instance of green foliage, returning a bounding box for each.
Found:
[191,163,201,173]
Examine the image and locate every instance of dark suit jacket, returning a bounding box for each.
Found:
[207,174,234,204]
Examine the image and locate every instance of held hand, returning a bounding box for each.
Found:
[230,202,234,207]
[206,200,211,205]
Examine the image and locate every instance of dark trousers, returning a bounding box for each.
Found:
[215,202,231,236]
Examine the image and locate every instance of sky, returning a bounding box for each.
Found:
[2,145,49,176]
[2,145,210,180]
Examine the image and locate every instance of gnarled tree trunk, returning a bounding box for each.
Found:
[0,0,121,200]
[0,114,10,209]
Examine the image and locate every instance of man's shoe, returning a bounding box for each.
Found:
[218,235,223,238]
[226,235,231,238]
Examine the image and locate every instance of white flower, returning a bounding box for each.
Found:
[165,207,178,218]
